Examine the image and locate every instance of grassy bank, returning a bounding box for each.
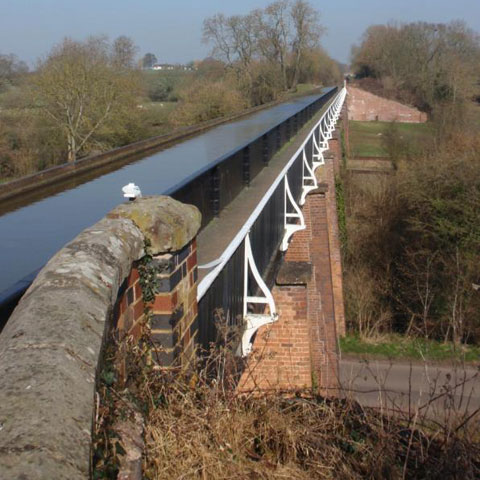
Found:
[340,334,480,363]
[348,120,432,157]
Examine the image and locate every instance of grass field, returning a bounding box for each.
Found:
[349,120,433,158]
[340,333,480,363]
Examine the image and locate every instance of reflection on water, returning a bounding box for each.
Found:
[0,93,324,293]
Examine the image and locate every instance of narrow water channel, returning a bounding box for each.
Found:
[0,93,325,294]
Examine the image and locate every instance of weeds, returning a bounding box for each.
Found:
[93,314,480,479]
[143,356,480,479]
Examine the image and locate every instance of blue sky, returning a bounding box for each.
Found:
[1,0,479,65]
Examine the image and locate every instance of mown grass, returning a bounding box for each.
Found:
[340,333,480,363]
[349,120,433,158]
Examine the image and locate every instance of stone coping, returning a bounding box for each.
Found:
[0,196,200,479]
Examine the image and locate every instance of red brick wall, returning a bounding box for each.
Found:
[148,239,199,367]
[238,201,314,392]
[347,86,427,123]
[115,267,144,342]
[113,238,199,370]
[328,135,342,175]
[317,140,346,338]
[238,284,312,391]
[307,190,340,390]
[342,105,350,156]
[284,196,337,390]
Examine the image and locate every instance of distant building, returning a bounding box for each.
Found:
[152,63,174,71]
[151,63,195,71]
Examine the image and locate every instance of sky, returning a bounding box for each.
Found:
[1,0,479,66]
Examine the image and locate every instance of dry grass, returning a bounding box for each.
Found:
[94,321,480,479]
[143,372,480,479]
[140,344,480,480]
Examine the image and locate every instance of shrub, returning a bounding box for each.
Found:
[169,79,247,127]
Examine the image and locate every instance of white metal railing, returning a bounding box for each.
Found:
[198,87,346,355]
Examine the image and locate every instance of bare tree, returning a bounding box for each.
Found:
[203,14,235,64]
[33,37,139,163]
[203,12,258,94]
[0,53,28,91]
[203,1,329,100]
[290,0,323,88]
[253,1,291,90]
[112,35,138,70]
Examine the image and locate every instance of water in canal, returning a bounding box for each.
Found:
[0,93,324,294]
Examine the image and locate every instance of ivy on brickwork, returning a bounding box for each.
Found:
[340,129,347,170]
[93,239,162,477]
[137,239,160,305]
[335,175,347,252]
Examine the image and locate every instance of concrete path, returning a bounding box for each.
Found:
[339,358,480,418]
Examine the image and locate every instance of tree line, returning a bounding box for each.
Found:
[0,1,341,179]
[351,21,480,115]
[343,21,480,345]
[203,0,341,105]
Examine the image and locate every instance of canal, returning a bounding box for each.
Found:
[0,92,325,295]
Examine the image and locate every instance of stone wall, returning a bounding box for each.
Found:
[0,196,200,479]
[347,86,427,123]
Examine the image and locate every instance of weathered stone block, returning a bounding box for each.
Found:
[107,196,201,255]
[0,217,144,479]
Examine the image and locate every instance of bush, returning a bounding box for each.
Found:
[169,79,247,127]
[394,139,480,342]
[342,127,480,344]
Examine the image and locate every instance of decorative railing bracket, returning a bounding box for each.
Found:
[300,149,318,205]
[281,176,306,251]
[239,233,278,356]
